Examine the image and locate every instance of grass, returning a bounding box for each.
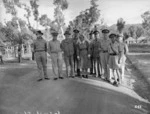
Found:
[127,54,150,85]
[128,44,150,53]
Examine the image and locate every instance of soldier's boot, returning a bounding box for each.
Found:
[77,69,80,77]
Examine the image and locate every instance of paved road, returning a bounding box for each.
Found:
[0,60,149,114]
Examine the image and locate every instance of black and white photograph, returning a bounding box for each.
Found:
[0,0,150,114]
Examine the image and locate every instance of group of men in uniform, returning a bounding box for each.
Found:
[33,27,128,86]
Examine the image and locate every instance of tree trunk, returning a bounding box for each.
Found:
[14,46,17,58]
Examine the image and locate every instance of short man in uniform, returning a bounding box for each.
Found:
[90,30,102,77]
[108,33,121,86]
[72,29,81,76]
[61,31,74,78]
[100,29,111,81]
[33,30,49,81]
[48,29,64,80]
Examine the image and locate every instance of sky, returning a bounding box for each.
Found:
[0,0,150,27]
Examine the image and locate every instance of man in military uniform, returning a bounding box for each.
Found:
[90,30,102,77]
[72,29,81,76]
[89,31,95,75]
[33,30,49,81]
[48,29,64,80]
[61,31,74,78]
[100,29,111,81]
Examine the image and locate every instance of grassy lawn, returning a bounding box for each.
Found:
[127,53,150,84]
[129,44,150,53]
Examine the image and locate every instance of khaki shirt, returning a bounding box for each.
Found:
[90,39,101,58]
[48,40,62,53]
[33,37,47,52]
[100,38,111,51]
[108,41,120,54]
[61,38,74,56]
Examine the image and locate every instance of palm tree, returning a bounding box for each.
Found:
[117,18,126,34]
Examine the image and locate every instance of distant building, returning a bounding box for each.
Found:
[126,37,136,44]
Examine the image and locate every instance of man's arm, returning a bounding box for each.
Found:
[47,41,51,55]
[45,41,48,52]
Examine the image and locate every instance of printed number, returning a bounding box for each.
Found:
[135,105,142,109]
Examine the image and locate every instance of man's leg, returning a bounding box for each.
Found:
[97,58,100,77]
[51,53,59,79]
[58,52,63,78]
[42,52,48,79]
[70,56,75,77]
[64,56,69,77]
[90,57,94,74]
[35,53,43,81]
[77,59,81,76]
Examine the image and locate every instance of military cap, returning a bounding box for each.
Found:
[73,29,80,33]
[36,30,43,35]
[102,29,110,34]
[93,30,100,34]
[109,33,117,38]
[64,31,71,35]
[50,28,58,36]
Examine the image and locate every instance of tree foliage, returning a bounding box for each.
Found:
[117,18,125,34]
[39,14,51,27]
[30,0,39,21]
[141,11,150,38]
[53,0,68,10]
[70,0,100,33]
[2,0,18,16]
[135,27,144,39]
[128,26,135,38]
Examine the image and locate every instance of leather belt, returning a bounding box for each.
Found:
[103,50,108,53]
[35,50,45,52]
[109,53,117,56]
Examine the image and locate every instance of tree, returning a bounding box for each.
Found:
[30,0,39,29]
[135,27,144,42]
[141,11,150,39]
[22,4,32,28]
[39,14,51,28]
[53,0,69,39]
[70,0,100,35]
[117,18,125,34]
[123,32,129,40]
[128,26,135,38]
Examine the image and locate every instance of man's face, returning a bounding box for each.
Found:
[65,34,70,39]
[79,36,84,42]
[95,33,99,39]
[74,32,79,37]
[36,33,42,38]
[103,33,108,38]
[111,37,116,43]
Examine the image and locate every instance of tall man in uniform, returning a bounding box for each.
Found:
[100,29,111,81]
[61,31,74,78]
[89,31,95,75]
[73,29,81,76]
[33,30,49,81]
[90,30,102,77]
[48,29,64,80]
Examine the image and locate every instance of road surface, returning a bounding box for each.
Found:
[0,60,149,114]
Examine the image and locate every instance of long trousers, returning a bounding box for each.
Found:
[51,52,63,78]
[35,52,48,79]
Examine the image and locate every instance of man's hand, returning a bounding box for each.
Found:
[77,56,80,60]
[88,54,91,58]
